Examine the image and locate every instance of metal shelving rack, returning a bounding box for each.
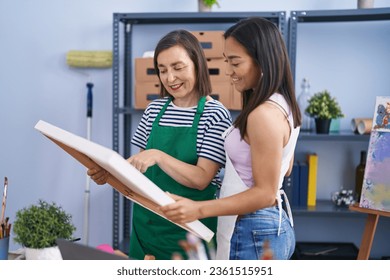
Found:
[288,8,390,140]
[288,7,390,82]
[287,8,390,259]
[112,11,286,250]
[288,7,390,189]
[298,131,370,141]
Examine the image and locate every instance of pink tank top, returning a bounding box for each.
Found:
[224,93,300,189]
[224,128,253,187]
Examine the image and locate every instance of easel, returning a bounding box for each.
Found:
[349,203,390,260]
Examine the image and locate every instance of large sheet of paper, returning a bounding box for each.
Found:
[34,120,214,242]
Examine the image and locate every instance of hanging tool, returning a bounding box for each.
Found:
[83,83,93,246]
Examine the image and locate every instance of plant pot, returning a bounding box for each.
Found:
[198,0,211,12]
[315,118,332,134]
[25,246,63,260]
[357,0,374,9]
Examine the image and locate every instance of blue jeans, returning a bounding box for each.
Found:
[229,207,295,260]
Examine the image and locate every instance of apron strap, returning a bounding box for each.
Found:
[192,96,206,128]
[222,126,234,139]
[276,189,294,236]
[153,97,172,126]
[152,97,206,128]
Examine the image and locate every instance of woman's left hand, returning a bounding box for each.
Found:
[160,193,202,223]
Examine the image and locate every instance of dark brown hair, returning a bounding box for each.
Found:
[224,17,301,138]
[153,29,212,98]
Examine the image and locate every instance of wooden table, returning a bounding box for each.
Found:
[349,203,390,260]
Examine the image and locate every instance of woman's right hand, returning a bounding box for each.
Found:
[87,167,109,185]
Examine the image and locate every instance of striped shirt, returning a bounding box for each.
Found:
[131,97,233,187]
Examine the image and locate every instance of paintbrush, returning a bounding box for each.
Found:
[0,177,8,225]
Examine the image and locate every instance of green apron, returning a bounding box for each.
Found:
[129,97,217,260]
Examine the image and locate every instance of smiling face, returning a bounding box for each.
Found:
[223,37,261,93]
[157,45,199,107]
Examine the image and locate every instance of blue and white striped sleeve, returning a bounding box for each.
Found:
[198,103,232,166]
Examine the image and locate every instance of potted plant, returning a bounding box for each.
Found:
[305,90,344,134]
[198,0,220,12]
[13,199,76,259]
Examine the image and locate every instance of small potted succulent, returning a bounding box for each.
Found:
[305,90,344,134]
[13,199,76,259]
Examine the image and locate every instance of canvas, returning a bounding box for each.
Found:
[34,120,214,242]
[359,96,390,212]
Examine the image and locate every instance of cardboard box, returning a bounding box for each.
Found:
[210,82,231,109]
[135,82,161,109]
[191,31,224,58]
[207,58,229,82]
[135,58,159,82]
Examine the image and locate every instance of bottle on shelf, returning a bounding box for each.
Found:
[297,78,313,132]
[355,150,367,202]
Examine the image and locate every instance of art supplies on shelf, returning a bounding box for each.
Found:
[351,117,372,135]
[1,177,11,240]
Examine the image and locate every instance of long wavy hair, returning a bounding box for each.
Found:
[224,17,301,138]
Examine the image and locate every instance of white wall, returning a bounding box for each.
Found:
[1,0,390,252]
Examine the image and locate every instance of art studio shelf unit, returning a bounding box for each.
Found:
[288,7,390,259]
[111,9,390,258]
[111,12,286,251]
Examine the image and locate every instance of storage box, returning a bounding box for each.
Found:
[134,82,161,109]
[135,58,159,82]
[191,31,224,58]
[210,82,231,109]
[207,58,229,82]
[292,242,359,260]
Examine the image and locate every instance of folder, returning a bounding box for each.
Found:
[307,153,318,207]
[298,161,309,207]
[34,120,214,242]
[283,162,300,208]
[291,162,300,207]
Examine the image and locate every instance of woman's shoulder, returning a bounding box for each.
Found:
[268,93,290,114]
[143,97,169,113]
[204,98,232,120]
[146,97,169,108]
